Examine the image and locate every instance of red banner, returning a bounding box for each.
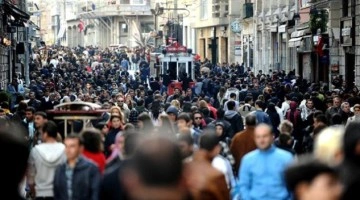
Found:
[166,42,187,53]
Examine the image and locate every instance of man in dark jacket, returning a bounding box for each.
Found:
[224,100,243,137]
[53,134,101,200]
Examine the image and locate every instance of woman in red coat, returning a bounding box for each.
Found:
[81,128,106,174]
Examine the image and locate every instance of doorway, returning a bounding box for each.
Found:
[345,53,355,88]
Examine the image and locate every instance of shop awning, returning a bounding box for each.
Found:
[4,2,30,21]
[289,37,302,47]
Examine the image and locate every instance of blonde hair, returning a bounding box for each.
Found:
[279,120,294,135]
[198,100,208,109]
[170,100,181,110]
[109,106,125,124]
[314,126,344,166]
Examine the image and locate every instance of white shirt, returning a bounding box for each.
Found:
[212,155,236,189]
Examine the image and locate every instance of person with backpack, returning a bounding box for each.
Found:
[238,96,256,124]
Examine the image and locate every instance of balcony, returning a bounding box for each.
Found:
[243,3,253,19]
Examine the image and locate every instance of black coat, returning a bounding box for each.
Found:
[100,158,129,200]
[53,156,101,200]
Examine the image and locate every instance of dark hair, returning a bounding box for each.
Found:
[80,128,103,153]
[34,111,48,119]
[0,124,29,189]
[279,133,291,145]
[137,113,154,131]
[177,113,191,123]
[314,114,327,125]
[343,122,360,161]
[65,134,83,145]
[227,100,236,110]
[245,114,257,126]
[137,99,145,106]
[199,130,219,151]
[132,137,183,186]
[25,107,35,114]
[285,156,337,195]
[313,124,327,138]
[331,113,342,125]
[177,133,194,146]
[42,121,58,139]
[123,131,141,157]
[200,107,210,117]
[255,100,264,109]
[244,96,253,103]
[216,108,225,119]
[230,93,236,98]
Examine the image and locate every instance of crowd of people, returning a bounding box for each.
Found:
[1,45,360,200]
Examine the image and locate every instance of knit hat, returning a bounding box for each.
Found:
[166,106,179,116]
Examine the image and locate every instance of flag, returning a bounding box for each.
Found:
[316,35,324,57]
[78,20,85,32]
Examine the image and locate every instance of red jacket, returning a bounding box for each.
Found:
[82,149,106,174]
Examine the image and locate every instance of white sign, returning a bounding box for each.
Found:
[279,25,286,33]
[342,27,351,36]
[235,46,241,56]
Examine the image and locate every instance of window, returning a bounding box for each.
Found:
[120,0,130,4]
[300,0,310,8]
[120,23,128,34]
[140,22,154,33]
[200,0,208,20]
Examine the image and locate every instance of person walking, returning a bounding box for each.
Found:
[238,124,293,200]
[27,121,66,200]
[53,134,101,200]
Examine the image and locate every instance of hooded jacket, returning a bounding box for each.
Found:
[27,142,66,197]
[224,110,244,136]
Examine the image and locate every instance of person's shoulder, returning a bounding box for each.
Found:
[274,147,293,159]
[242,149,259,161]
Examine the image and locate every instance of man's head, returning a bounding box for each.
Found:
[177,113,192,130]
[333,97,341,108]
[354,104,360,116]
[254,124,274,150]
[245,114,257,127]
[306,99,314,109]
[25,107,35,122]
[199,129,220,160]
[230,93,236,100]
[313,114,327,128]
[177,133,194,160]
[227,100,236,111]
[64,134,83,161]
[343,122,360,165]
[341,102,350,113]
[166,106,179,122]
[285,156,342,200]
[34,112,48,129]
[192,111,203,126]
[42,121,58,141]
[122,137,184,198]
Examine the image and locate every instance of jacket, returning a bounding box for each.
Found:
[27,142,66,197]
[184,151,230,200]
[230,126,257,173]
[238,145,293,200]
[53,156,101,200]
[224,110,244,136]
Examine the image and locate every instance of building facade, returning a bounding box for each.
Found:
[1,0,31,88]
[67,0,153,48]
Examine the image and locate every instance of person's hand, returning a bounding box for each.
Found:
[29,184,36,198]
